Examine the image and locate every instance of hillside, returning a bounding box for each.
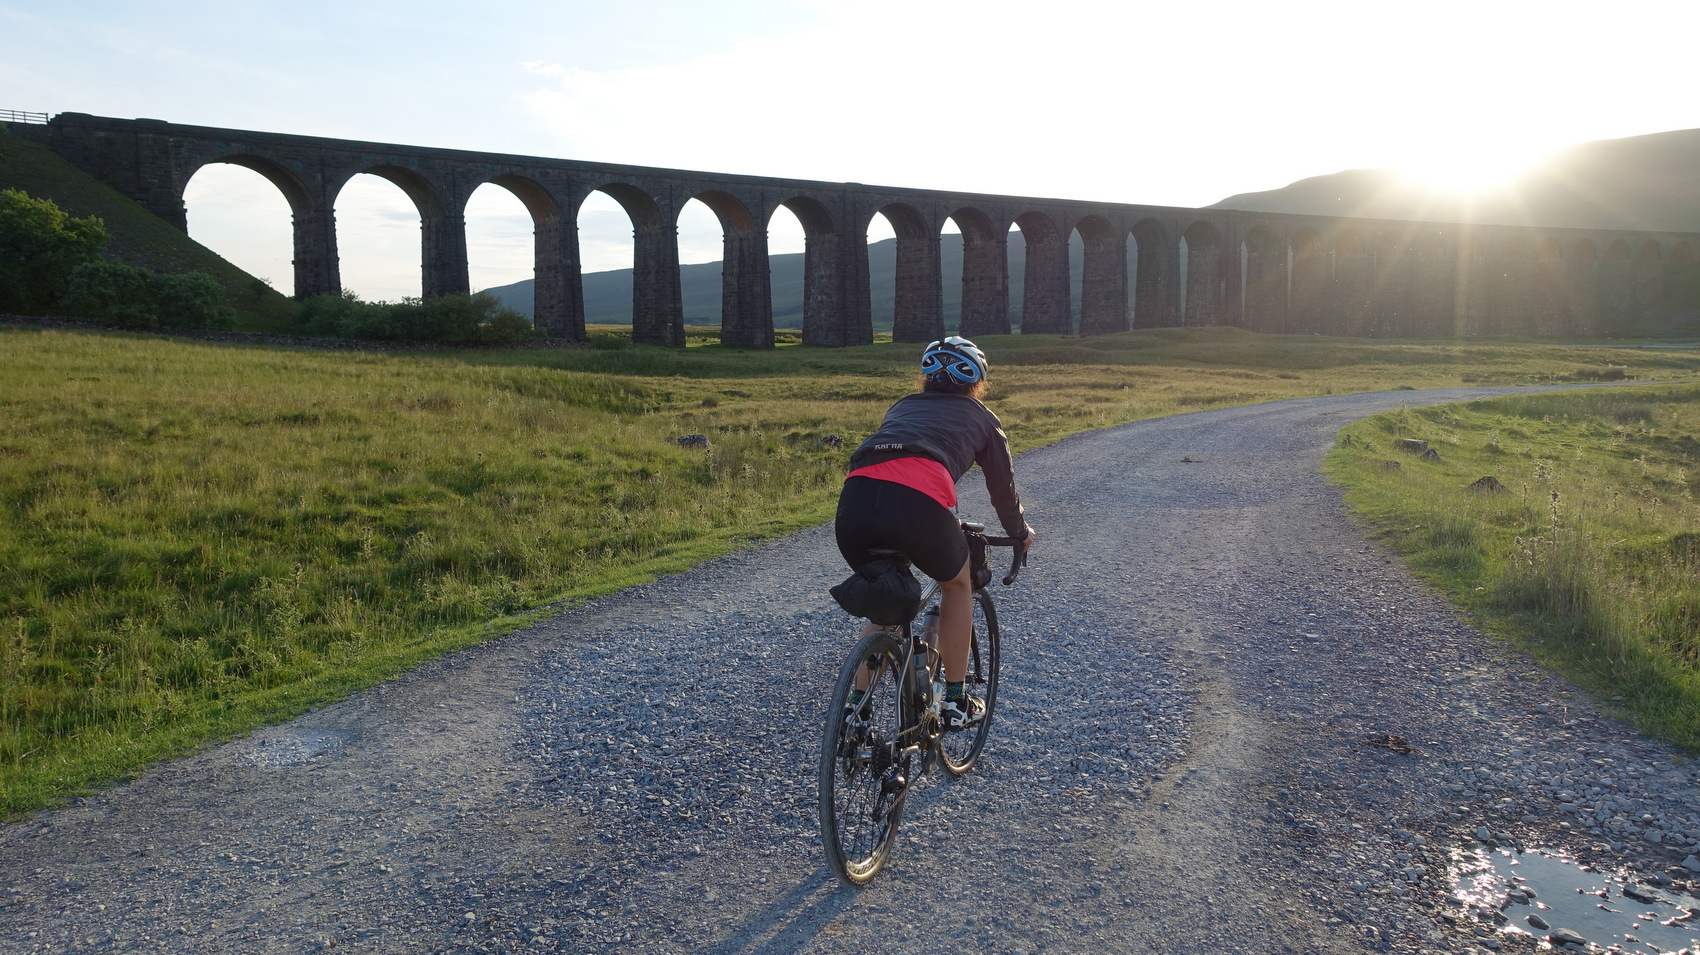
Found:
[0,123,297,328]
[1210,127,1700,233]
[482,234,1090,330]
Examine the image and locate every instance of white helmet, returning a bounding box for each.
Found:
[920,336,988,385]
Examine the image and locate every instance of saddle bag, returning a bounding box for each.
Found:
[829,558,923,626]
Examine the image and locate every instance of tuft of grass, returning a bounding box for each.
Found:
[1328,385,1700,749]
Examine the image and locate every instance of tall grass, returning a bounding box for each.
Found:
[1328,387,1700,747]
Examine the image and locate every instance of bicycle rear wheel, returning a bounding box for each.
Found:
[937,589,1000,776]
[819,627,912,885]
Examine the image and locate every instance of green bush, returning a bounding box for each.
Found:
[296,291,535,344]
[0,188,108,313]
[64,260,234,330]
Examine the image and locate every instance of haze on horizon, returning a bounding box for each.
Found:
[5,0,1696,301]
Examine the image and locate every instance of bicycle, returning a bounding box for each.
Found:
[818,521,1026,885]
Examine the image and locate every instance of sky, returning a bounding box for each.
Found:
[5,0,1698,300]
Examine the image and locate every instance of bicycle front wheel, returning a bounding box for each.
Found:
[819,627,912,885]
[937,589,1000,776]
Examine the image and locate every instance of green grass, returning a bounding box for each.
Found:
[5,323,1700,816]
[1327,386,1700,749]
[0,125,298,329]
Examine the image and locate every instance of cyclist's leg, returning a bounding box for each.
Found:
[935,555,974,682]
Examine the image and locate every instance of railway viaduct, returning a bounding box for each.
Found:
[13,112,1699,347]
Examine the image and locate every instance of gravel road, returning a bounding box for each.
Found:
[6,387,1699,955]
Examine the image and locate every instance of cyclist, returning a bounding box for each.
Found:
[835,336,1035,730]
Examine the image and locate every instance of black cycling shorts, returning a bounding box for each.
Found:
[835,476,968,583]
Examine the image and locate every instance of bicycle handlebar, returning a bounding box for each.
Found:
[983,535,1029,586]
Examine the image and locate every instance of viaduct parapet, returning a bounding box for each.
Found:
[12,113,1698,346]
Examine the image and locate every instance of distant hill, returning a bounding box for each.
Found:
[1210,128,1700,234]
[483,234,1094,330]
[0,124,298,329]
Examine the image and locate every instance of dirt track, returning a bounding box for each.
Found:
[5,387,1696,955]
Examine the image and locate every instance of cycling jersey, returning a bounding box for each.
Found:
[847,392,1028,541]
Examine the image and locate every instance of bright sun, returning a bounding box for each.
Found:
[1394,142,1548,193]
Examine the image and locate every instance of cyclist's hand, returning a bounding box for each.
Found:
[1020,527,1036,557]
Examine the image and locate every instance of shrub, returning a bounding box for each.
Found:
[64,260,159,327]
[64,260,235,330]
[296,291,534,344]
[0,188,109,313]
[153,271,236,329]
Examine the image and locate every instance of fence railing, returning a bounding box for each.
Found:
[0,109,49,125]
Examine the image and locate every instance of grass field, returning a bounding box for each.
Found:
[1328,386,1700,749]
[5,322,1700,815]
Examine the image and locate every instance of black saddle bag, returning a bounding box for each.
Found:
[829,558,923,626]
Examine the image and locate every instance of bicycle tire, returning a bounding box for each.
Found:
[818,627,912,885]
[936,589,999,776]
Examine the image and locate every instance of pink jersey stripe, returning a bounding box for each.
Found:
[845,457,958,509]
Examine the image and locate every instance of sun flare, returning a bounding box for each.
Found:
[1394,143,1547,193]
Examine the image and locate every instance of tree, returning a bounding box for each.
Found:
[0,189,109,314]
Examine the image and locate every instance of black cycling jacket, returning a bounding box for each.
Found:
[848,391,1029,540]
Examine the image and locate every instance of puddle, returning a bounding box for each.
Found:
[1451,847,1699,953]
[237,728,348,767]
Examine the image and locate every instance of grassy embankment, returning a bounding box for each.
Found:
[0,124,298,329]
[5,324,1700,816]
[1329,386,1700,749]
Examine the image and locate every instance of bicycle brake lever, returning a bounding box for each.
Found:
[1001,548,1027,587]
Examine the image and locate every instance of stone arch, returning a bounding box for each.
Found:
[1600,239,1634,332]
[182,154,315,298]
[465,173,570,338]
[874,202,943,342]
[1411,233,1454,336]
[1129,218,1175,328]
[1242,224,1286,333]
[950,207,1009,337]
[1289,227,1326,334]
[1564,240,1601,336]
[191,154,313,216]
[332,163,453,300]
[1013,211,1069,334]
[1670,242,1697,326]
[1530,237,1568,337]
[588,181,665,230]
[772,195,835,236]
[774,195,864,346]
[1634,240,1667,326]
[686,190,769,347]
[1180,220,1223,326]
[1074,215,1126,336]
[579,180,679,346]
[354,163,448,219]
[1492,237,1535,335]
[1330,228,1372,335]
[1371,231,1415,337]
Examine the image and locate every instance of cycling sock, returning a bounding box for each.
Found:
[946,681,966,703]
[848,689,866,706]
